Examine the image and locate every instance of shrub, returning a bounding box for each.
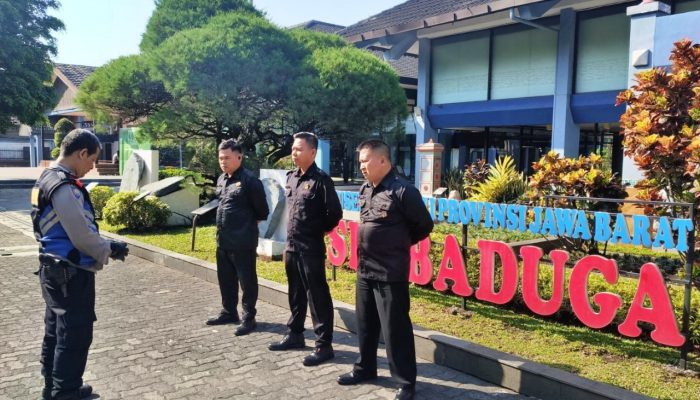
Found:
[103,191,171,229]
[51,118,74,159]
[159,168,211,185]
[272,155,294,170]
[90,186,115,219]
[617,39,700,281]
[470,156,526,203]
[442,168,465,199]
[462,159,489,199]
[527,151,627,254]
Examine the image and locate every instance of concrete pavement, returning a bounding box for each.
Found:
[0,195,530,399]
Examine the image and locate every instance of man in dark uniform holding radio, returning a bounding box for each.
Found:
[268,132,342,367]
[337,139,433,400]
[31,129,129,400]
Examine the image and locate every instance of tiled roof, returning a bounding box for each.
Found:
[290,20,346,33]
[55,63,97,88]
[339,0,544,40]
[367,47,418,80]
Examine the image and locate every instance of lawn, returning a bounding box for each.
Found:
[102,222,700,400]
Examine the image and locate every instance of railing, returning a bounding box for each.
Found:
[0,149,27,160]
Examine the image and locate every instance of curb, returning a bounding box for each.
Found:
[102,230,652,400]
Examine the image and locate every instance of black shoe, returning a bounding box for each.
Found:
[41,387,51,400]
[206,312,240,326]
[302,346,334,366]
[79,384,93,399]
[337,371,377,386]
[268,332,305,351]
[51,384,93,400]
[394,385,415,400]
[234,319,256,336]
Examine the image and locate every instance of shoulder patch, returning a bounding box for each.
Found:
[71,186,83,200]
[30,188,40,207]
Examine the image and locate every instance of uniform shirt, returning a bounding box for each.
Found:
[47,163,112,271]
[285,162,342,255]
[215,167,269,250]
[358,170,434,282]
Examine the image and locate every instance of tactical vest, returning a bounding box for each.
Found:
[31,167,99,267]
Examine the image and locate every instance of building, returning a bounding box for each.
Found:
[0,63,119,167]
[340,0,700,186]
[293,20,420,181]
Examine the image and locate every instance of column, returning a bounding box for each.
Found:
[414,38,438,187]
[622,1,671,183]
[551,8,579,157]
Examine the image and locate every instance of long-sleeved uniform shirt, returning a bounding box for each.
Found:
[285,162,343,256]
[358,170,434,282]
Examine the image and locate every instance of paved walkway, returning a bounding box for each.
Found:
[0,195,531,399]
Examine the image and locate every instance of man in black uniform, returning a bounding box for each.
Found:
[337,139,433,400]
[31,129,129,400]
[268,132,342,367]
[206,140,269,336]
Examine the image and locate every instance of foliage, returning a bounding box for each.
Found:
[51,118,75,158]
[139,0,261,52]
[103,191,171,229]
[528,151,627,209]
[90,186,115,219]
[77,5,407,165]
[442,168,465,199]
[159,168,211,185]
[272,155,294,170]
[106,223,700,399]
[470,156,526,203]
[76,55,171,125]
[527,151,627,254]
[462,159,490,199]
[0,0,63,133]
[183,138,219,178]
[616,39,700,280]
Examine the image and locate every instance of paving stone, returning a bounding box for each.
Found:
[0,208,534,400]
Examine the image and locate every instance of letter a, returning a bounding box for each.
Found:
[433,235,472,297]
[618,263,685,347]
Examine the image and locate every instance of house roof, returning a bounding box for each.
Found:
[290,20,346,33]
[339,0,547,42]
[54,63,97,88]
[367,47,418,81]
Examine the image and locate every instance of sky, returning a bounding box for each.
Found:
[50,0,405,67]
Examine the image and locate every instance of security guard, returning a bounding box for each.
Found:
[206,139,269,336]
[337,139,433,400]
[268,132,342,367]
[31,129,129,400]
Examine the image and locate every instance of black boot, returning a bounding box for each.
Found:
[268,332,305,351]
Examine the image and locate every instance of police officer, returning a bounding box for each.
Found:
[337,139,433,400]
[31,129,129,400]
[206,140,269,336]
[268,132,342,367]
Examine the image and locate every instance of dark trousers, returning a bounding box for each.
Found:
[354,276,416,387]
[285,251,334,348]
[216,247,258,321]
[39,266,96,400]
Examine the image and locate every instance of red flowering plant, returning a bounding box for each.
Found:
[617,39,700,280]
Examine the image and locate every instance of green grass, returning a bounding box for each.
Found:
[102,222,700,399]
